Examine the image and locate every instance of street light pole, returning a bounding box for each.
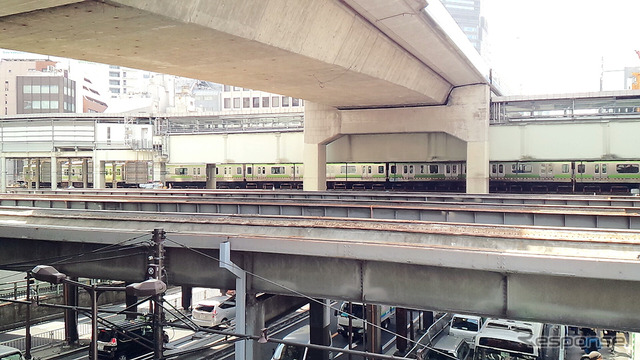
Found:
[90,284,98,360]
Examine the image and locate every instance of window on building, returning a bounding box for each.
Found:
[109,80,120,86]
[109,88,120,94]
[23,100,32,110]
[32,85,40,93]
[32,100,41,109]
[282,96,290,107]
[224,85,231,91]
[50,85,59,93]
[109,71,120,77]
[253,97,260,107]
[23,85,31,94]
[272,96,279,107]
[262,97,270,107]
[41,100,50,109]
[41,85,50,94]
[243,97,250,108]
[233,86,241,91]
[233,97,241,108]
[292,98,300,106]
[224,98,231,109]
[122,71,127,78]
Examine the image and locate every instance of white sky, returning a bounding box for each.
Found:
[482,0,640,95]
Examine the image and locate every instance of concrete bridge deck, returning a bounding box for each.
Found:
[0,205,639,331]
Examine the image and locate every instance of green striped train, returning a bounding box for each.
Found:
[165,160,640,193]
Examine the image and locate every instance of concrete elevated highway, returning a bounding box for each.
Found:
[0,0,492,193]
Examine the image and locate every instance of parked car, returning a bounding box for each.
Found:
[191,295,237,327]
[421,334,471,360]
[448,314,484,349]
[95,320,168,360]
[0,345,24,360]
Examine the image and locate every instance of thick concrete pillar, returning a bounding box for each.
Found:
[422,311,434,330]
[125,292,138,320]
[93,160,105,189]
[466,141,489,193]
[303,143,327,191]
[246,294,265,360]
[303,102,341,191]
[309,299,331,360]
[396,308,408,354]
[50,155,57,190]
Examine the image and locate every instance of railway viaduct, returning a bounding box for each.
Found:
[0,0,491,193]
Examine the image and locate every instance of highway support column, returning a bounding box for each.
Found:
[303,103,340,191]
[309,299,332,360]
[366,304,382,354]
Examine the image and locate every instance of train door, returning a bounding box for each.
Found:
[388,163,399,182]
[593,163,607,181]
[404,164,415,180]
[491,163,506,179]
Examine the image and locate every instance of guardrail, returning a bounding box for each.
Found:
[0,279,63,301]
[0,323,92,352]
[406,313,452,357]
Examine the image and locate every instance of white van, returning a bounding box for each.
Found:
[448,314,484,349]
[336,302,394,338]
[0,345,24,360]
[270,326,333,360]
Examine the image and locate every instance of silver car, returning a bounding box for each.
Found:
[191,295,236,327]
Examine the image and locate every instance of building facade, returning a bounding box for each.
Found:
[1,59,76,116]
[441,0,486,54]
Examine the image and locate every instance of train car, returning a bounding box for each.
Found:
[244,163,302,189]
[165,163,207,188]
[389,162,466,191]
[326,162,387,190]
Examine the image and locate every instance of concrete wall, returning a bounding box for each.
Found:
[168,132,303,164]
[489,120,640,161]
[327,133,466,162]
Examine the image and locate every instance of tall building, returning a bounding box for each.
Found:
[1,59,76,116]
[440,0,486,54]
[220,85,304,115]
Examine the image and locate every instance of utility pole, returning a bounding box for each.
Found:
[150,229,166,360]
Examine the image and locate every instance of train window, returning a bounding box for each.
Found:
[429,165,438,174]
[247,167,252,175]
[492,164,497,174]
[452,165,457,174]
[562,164,570,173]
[236,167,242,175]
[577,164,585,173]
[116,168,121,176]
[197,168,201,175]
[602,164,607,173]
[446,165,451,174]
[215,168,219,175]
[271,166,285,175]
[616,164,639,173]
[378,166,384,174]
[403,165,408,174]
[390,165,396,174]
[340,165,356,174]
[409,165,414,174]
[368,166,372,174]
[420,165,425,174]
[513,164,532,173]
[499,164,504,173]
[595,164,599,173]
[224,168,227,175]
[175,168,188,175]
[547,163,553,173]
[64,169,69,176]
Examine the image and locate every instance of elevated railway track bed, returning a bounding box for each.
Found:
[0,201,640,331]
[1,192,640,229]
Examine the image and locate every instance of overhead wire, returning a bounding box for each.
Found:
[163,235,433,354]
